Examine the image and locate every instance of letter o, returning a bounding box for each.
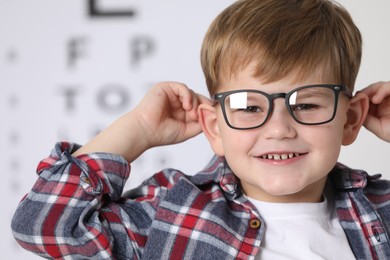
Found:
[97,84,130,113]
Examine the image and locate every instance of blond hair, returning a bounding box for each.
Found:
[200,0,362,95]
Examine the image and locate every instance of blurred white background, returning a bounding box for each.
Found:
[1,0,389,259]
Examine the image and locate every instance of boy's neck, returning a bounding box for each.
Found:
[241,176,327,203]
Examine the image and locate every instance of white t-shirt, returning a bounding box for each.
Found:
[247,195,356,260]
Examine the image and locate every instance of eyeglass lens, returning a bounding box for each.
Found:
[223,86,337,129]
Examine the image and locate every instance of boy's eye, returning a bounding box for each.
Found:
[291,103,319,111]
[240,106,262,113]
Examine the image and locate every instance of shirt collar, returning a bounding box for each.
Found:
[329,162,381,190]
[191,155,240,196]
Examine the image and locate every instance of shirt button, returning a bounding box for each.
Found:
[249,218,261,229]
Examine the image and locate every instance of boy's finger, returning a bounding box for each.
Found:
[198,94,212,106]
[373,83,390,103]
[364,115,381,136]
[360,81,390,103]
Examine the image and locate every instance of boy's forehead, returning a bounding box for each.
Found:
[216,62,333,92]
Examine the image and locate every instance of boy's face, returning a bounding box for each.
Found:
[200,64,368,203]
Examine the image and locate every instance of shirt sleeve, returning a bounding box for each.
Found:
[11,142,151,259]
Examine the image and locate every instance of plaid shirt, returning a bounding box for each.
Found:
[11,142,390,259]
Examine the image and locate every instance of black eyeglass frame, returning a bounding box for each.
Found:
[212,84,353,130]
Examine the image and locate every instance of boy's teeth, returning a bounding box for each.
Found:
[261,153,301,161]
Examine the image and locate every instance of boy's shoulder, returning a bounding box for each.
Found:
[125,155,239,198]
[147,155,227,186]
[329,162,390,191]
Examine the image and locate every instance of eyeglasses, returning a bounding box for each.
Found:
[213,84,352,130]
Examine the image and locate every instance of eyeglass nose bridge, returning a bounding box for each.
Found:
[269,92,288,101]
[266,92,303,125]
[267,92,292,115]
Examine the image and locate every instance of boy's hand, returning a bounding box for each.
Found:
[133,81,211,147]
[360,81,390,142]
[73,82,211,162]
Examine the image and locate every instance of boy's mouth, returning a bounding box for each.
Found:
[259,153,305,161]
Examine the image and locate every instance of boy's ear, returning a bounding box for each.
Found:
[198,103,224,156]
[342,92,369,145]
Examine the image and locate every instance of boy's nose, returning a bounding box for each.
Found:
[263,100,297,140]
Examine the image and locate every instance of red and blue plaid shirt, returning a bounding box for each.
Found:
[12,142,390,259]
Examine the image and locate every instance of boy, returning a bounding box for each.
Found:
[11,0,390,259]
